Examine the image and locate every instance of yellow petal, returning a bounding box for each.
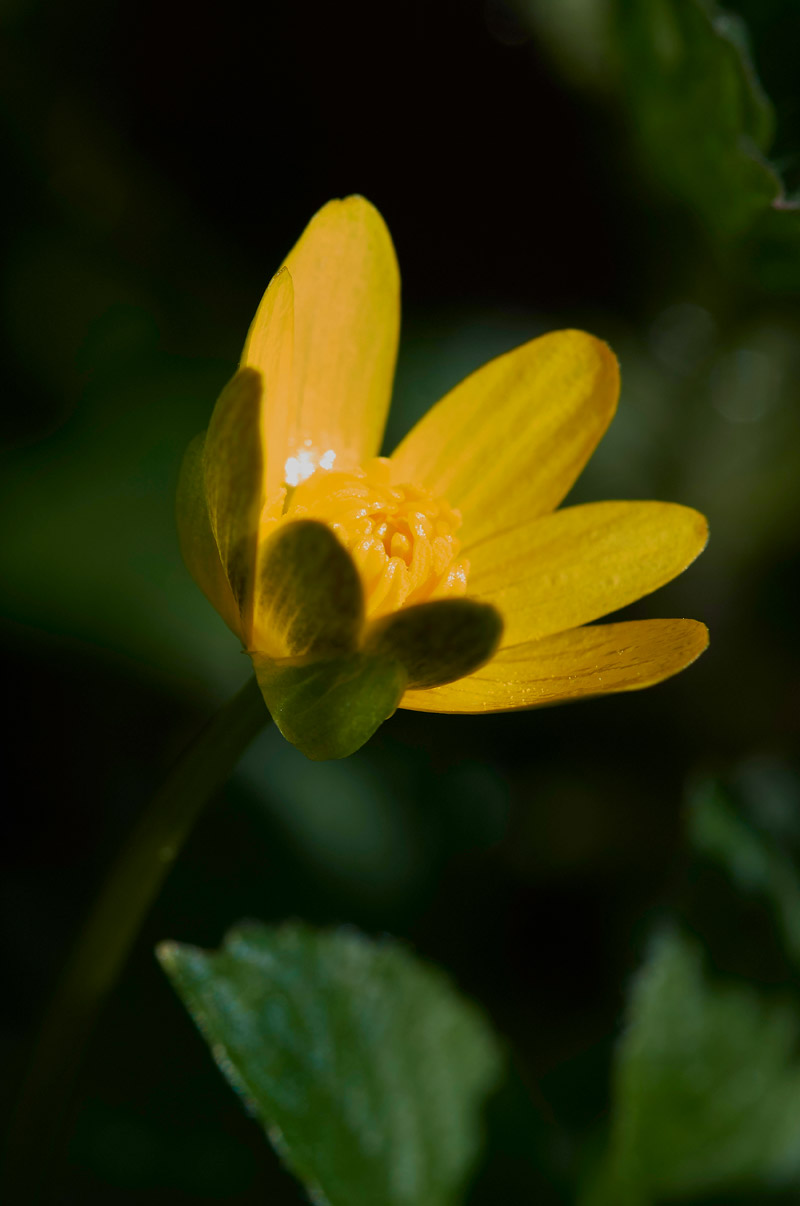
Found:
[175,432,243,640]
[203,367,264,640]
[390,330,619,543]
[240,266,295,497]
[245,196,400,479]
[400,618,708,713]
[466,501,708,645]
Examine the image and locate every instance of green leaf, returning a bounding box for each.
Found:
[615,0,783,239]
[158,922,502,1206]
[255,519,364,658]
[750,202,800,293]
[585,929,800,1205]
[251,650,407,760]
[364,598,503,689]
[688,777,800,967]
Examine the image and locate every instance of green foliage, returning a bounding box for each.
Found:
[585,929,800,1205]
[616,0,777,233]
[689,777,800,965]
[158,922,502,1206]
[615,0,800,285]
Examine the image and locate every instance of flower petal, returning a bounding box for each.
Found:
[245,196,400,478]
[390,330,619,542]
[176,431,243,640]
[466,501,708,645]
[400,618,708,713]
[204,367,264,640]
[240,266,295,498]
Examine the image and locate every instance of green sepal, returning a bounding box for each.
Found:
[203,367,264,633]
[175,430,243,639]
[252,651,407,760]
[255,519,364,658]
[364,598,503,689]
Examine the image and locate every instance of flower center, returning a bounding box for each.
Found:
[260,457,469,620]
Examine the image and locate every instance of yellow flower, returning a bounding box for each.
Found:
[178,197,708,759]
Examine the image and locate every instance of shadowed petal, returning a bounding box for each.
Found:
[400,619,708,713]
[466,501,709,645]
[241,266,295,498]
[390,330,619,543]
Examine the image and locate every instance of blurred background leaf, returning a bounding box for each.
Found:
[584,928,800,1205]
[520,0,800,290]
[616,0,780,239]
[688,775,800,966]
[159,923,501,1206]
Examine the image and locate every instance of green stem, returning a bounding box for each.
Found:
[4,674,271,1203]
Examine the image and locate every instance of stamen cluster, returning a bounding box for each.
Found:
[260,457,469,619]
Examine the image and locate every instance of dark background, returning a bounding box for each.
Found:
[2,0,800,1201]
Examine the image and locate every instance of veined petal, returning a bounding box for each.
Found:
[241,266,295,498]
[390,330,619,543]
[467,501,709,645]
[400,619,708,713]
[204,367,264,641]
[244,196,400,480]
[175,432,243,640]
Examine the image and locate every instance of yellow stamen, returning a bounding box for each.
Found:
[258,456,470,626]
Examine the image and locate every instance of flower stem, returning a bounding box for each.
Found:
[4,674,271,1203]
